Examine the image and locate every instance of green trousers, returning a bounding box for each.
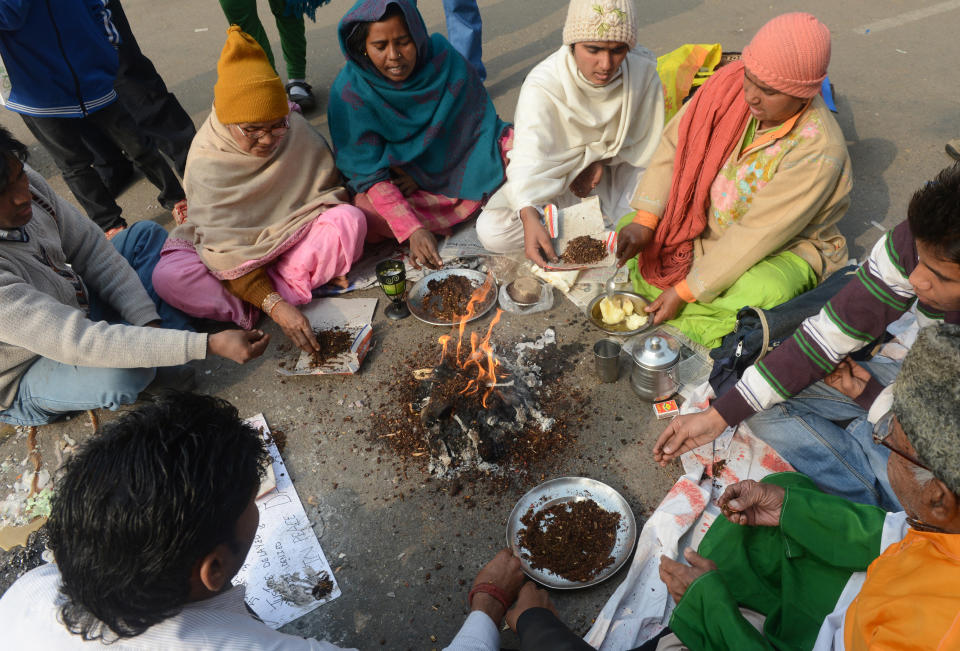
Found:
[617,215,817,348]
[219,0,306,79]
[671,473,886,650]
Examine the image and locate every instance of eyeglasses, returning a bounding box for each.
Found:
[233,117,289,141]
[872,410,931,471]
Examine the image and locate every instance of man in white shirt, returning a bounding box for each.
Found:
[0,392,350,649]
[0,392,552,649]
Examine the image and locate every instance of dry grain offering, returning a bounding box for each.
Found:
[518,498,620,582]
[422,275,476,321]
[560,235,607,265]
[309,328,353,367]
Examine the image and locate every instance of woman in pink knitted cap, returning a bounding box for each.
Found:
[617,12,851,348]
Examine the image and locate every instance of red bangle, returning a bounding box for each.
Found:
[468,582,512,611]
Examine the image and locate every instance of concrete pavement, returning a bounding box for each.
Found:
[0,0,958,648]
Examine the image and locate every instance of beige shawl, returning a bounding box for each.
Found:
[486,45,664,212]
[170,108,349,279]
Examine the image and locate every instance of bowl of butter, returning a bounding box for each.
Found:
[587,292,652,336]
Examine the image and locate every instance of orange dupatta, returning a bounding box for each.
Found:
[641,61,750,289]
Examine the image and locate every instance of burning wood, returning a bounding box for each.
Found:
[372,278,586,482]
[401,281,563,477]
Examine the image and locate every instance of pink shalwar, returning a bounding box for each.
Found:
[153,204,366,330]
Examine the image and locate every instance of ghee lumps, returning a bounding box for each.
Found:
[599,296,648,328]
[624,313,647,330]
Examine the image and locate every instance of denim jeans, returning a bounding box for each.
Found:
[442,0,485,81]
[745,358,902,511]
[0,222,190,426]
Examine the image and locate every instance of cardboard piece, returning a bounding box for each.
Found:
[234,414,340,629]
[542,197,618,271]
[279,298,378,376]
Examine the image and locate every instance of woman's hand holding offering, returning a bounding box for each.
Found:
[269,300,320,354]
[519,206,559,267]
[408,228,443,270]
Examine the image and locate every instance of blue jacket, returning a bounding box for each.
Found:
[0,0,120,117]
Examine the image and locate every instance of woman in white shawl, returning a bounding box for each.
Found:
[476,0,663,266]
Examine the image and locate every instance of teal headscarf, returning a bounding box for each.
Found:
[328,0,508,199]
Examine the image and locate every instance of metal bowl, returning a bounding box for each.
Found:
[587,291,653,336]
[506,477,638,589]
[407,268,498,326]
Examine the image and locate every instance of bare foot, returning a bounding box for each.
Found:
[329,275,350,289]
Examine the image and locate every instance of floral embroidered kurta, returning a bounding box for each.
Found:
[631,94,851,303]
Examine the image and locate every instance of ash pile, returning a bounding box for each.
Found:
[410,327,563,478]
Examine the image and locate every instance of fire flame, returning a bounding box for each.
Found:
[435,276,506,408]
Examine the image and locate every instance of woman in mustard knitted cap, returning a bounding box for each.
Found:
[328,0,511,270]
[152,27,367,355]
[616,12,852,348]
[476,0,665,268]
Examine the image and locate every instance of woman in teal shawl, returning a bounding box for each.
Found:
[328,0,511,269]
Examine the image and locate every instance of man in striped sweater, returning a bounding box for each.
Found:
[654,165,960,508]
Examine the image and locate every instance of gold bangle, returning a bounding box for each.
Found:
[261,292,283,316]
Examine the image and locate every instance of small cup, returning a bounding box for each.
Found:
[594,339,621,383]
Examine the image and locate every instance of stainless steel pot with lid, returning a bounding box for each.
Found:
[627,331,680,401]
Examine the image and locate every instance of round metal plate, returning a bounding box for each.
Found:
[506,477,637,589]
[407,269,498,326]
[587,291,653,337]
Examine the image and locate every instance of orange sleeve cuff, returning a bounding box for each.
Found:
[631,210,660,230]
[222,267,276,308]
[674,279,696,303]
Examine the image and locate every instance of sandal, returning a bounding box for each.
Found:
[285,80,316,112]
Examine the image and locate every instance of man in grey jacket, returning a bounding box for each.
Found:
[0,127,268,425]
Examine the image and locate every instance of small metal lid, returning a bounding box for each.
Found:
[631,332,680,370]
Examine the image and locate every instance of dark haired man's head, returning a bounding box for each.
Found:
[0,126,31,229]
[46,392,269,641]
[908,165,960,311]
[0,125,27,187]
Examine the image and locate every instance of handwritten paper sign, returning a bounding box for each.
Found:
[233,414,340,629]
